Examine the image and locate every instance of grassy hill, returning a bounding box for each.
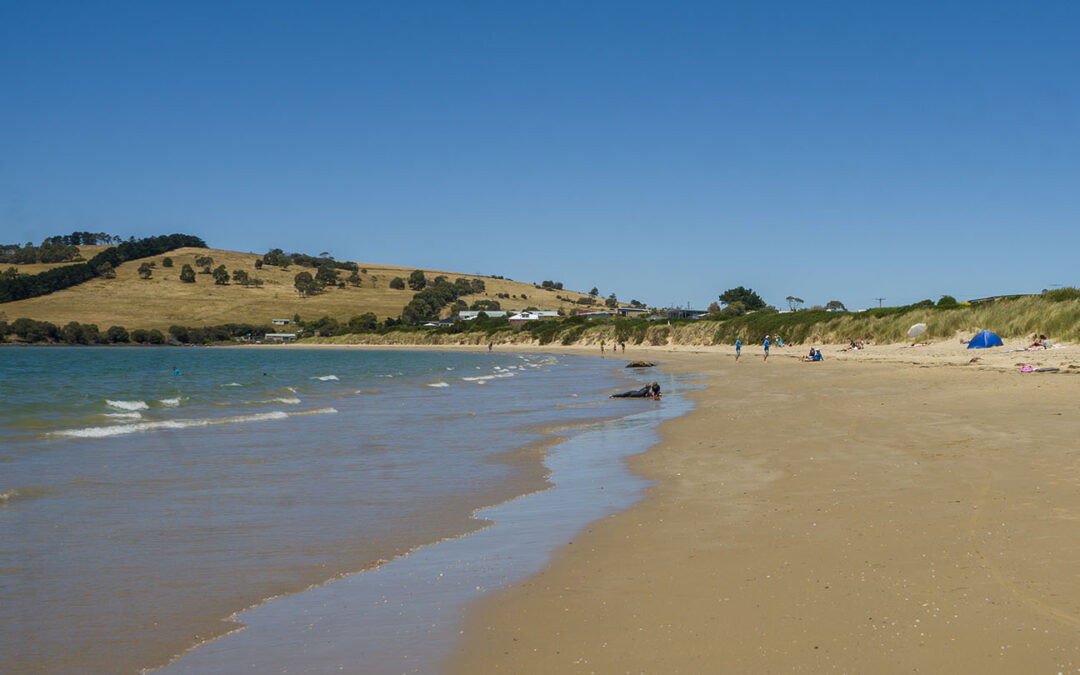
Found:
[0,246,598,330]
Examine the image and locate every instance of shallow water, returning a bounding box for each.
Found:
[0,346,676,673]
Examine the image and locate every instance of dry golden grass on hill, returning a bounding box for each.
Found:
[0,247,595,330]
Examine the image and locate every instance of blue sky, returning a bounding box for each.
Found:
[3,1,1078,310]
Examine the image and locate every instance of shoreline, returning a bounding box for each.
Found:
[155,356,696,673]
[448,349,1080,673]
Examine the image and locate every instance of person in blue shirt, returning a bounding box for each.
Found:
[763,335,770,362]
[735,338,742,361]
[813,350,823,361]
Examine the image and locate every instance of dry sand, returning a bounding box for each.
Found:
[449,343,1080,674]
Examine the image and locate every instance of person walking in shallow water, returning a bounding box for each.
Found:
[763,335,770,362]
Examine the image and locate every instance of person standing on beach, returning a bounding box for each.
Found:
[735,338,741,361]
[488,342,493,351]
[621,341,625,353]
[600,341,605,354]
[763,335,770,362]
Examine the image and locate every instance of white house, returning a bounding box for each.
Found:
[457,311,509,320]
[271,318,291,326]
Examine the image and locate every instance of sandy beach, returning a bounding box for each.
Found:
[449,342,1080,673]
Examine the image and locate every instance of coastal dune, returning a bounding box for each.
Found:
[450,351,1080,673]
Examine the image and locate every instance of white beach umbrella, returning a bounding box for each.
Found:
[907,323,927,338]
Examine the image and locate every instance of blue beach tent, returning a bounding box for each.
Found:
[967,329,1004,349]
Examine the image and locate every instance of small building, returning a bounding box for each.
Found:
[271,318,291,326]
[507,311,549,326]
[617,306,650,317]
[457,310,509,321]
[265,333,298,343]
[664,308,709,320]
[575,310,618,319]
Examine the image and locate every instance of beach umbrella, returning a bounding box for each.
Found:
[907,323,927,338]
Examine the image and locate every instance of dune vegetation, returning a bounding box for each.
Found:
[306,291,1080,348]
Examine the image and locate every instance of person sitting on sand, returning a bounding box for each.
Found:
[1027,335,1050,350]
[802,348,817,362]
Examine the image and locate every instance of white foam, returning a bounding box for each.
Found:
[427,382,450,388]
[106,399,149,411]
[461,375,495,382]
[293,407,338,416]
[313,375,339,381]
[159,398,183,407]
[268,397,301,404]
[52,408,336,439]
[223,382,242,387]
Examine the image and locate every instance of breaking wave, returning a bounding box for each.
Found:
[51,408,338,439]
[313,375,339,381]
[106,399,149,411]
[427,382,450,388]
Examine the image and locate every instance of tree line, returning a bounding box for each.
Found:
[0,318,275,345]
[0,231,125,266]
[261,248,359,271]
[0,234,206,303]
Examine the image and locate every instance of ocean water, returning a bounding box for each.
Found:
[0,346,688,674]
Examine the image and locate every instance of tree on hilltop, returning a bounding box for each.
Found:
[785,296,804,311]
[389,277,405,290]
[825,300,847,312]
[180,264,196,283]
[408,269,427,291]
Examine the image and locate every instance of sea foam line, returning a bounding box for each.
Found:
[51,408,337,439]
[313,375,339,381]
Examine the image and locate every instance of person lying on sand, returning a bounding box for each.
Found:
[901,342,931,348]
[609,382,661,400]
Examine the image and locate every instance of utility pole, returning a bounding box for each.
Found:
[875,297,884,308]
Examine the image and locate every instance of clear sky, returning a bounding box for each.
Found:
[3,1,1078,310]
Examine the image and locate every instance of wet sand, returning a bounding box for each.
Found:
[449,347,1080,673]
